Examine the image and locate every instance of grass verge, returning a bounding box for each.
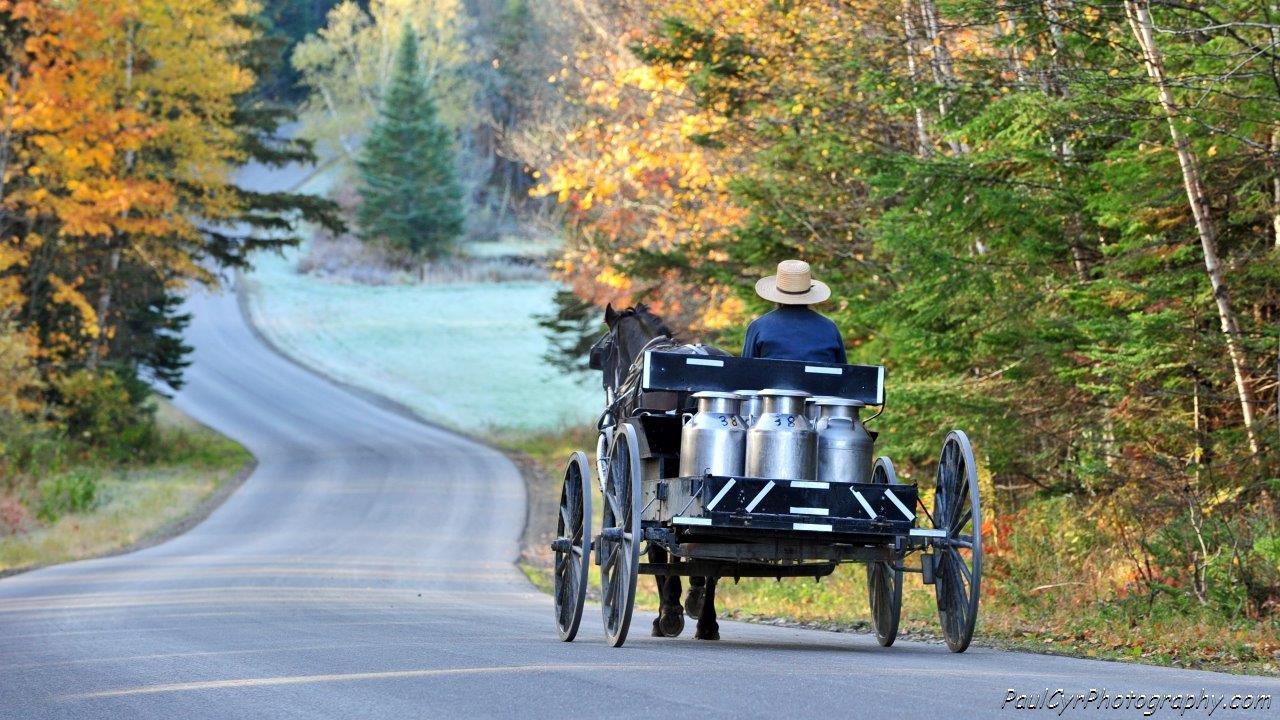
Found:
[0,400,252,575]
[501,427,1279,677]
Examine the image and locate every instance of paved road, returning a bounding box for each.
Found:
[1,288,1276,719]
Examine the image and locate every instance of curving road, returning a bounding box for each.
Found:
[1,286,1276,719]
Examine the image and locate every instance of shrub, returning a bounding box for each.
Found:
[52,369,154,457]
[36,471,98,523]
[0,497,33,535]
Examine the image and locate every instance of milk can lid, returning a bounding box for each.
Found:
[812,396,866,407]
[691,391,741,400]
[758,388,811,398]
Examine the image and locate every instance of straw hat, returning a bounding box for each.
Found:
[755,259,831,305]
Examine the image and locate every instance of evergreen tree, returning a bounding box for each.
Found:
[356,25,464,259]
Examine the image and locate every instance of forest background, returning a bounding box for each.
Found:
[1,0,1277,672]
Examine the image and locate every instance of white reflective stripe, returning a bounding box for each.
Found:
[790,480,829,489]
[643,352,652,389]
[851,490,877,519]
[804,365,842,375]
[909,528,947,537]
[790,507,829,516]
[673,516,712,526]
[686,358,724,367]
[706,479,736,511]
[877,366,885,404]
[744,481,775,513]
[884,488,915,520]
[793,523,833,532]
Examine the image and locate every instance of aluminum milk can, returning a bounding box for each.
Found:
[735,390,762,427]
[813,398,873,484]
[804,397,821,424]
[679,391,746,477]
[745,389,816,480]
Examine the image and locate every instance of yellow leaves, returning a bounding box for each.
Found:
[1206,145,1218,157]
[1083,6,1102,23]
[700,293,746,331]
[596,267,633,290]
[47,275,98,337]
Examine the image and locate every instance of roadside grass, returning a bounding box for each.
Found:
[506,427,1280,676]
[0,400,251,574]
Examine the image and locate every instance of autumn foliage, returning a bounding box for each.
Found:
[0,0,336,454]
[533,0,1280,630]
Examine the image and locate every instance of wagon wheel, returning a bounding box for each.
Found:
[552,451,592,642]
[600,423,641,647]
[931,430,982,653]
[866,456,903,647]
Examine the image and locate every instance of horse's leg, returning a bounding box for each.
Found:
[649,545,684,637]
[685,575,706,618]
[694,576,720,640]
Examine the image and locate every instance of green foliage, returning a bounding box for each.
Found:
[581,0,1280,625]
[36,471,98,523]
[356,25,464,259]
[536,289,603,377]
[52,371,155,458]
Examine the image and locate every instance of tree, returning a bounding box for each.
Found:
[291,0,472,161]
[356,25,463,259]
[1,0,339,400]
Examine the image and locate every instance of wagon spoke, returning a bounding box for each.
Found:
[951,506,972,535]
[949,548,973,587]
[605,489,623,522]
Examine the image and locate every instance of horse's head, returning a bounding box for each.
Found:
[589,303,674,394]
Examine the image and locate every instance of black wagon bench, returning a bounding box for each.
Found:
[551,349,983,652]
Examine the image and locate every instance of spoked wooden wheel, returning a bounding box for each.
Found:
[931,430,982,653]
[866,456,903,647]
[552,451,592,642]
[600,423,641,647]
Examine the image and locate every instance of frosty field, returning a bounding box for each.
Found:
[242,246,600,434]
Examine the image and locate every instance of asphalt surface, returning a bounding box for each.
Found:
[1,287,1276,719]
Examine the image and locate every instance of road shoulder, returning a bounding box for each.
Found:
[0,400,254,577]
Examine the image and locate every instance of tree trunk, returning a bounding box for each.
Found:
[1124,0,1262,456]
[88,21,137,372]
[996,10,1028,86]
[1039,1,1093,279]
[916,0,968,154]
[1272,124,1279,248]
[900,0,933,158]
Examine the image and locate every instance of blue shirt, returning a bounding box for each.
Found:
[742,305,847,364]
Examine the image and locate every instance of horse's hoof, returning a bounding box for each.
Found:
[651,617,665,637]
[657,608,685,638]
[685,586,705,618]
[694,624,720,641]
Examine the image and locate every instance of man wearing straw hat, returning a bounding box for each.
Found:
[744,259,847,363]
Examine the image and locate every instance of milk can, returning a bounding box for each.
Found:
[679,391,747,477]
[735,390,762,426]
[745,389,816,480]
[804,397,821,424]
[813,398,874,484]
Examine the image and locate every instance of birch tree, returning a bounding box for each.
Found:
[1123,0,1262,456]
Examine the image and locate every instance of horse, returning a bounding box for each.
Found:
[591,303,727,640]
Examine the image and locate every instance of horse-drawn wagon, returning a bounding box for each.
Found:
[551,307,982,652]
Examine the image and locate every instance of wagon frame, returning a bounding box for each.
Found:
[552,350,982,652]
